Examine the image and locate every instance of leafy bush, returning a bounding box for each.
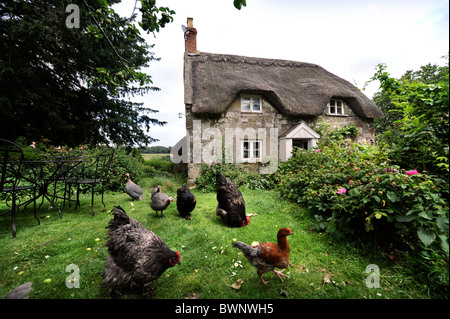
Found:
[107,147,155,192]
[195,162,241,192]
[370,61,449,183]
[144,158,173,172]
[12,139,154,192]
[279,142,449,292]
[195,162,275,192]
[315,122,360,144]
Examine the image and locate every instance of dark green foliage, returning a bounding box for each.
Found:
[144,158,173,173]
[233,0,247,10]
[0,0,168,146]
[277,142,449,295]
[139,146,172,154]
[369,56,449,179]
[138,0,175,33]
[195,163,275,192]
[107,147,154,192]
[13,139,154,192]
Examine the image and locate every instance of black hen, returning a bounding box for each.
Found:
[176,184,196,220]
[101,206,180,298]
[216,173,250,227]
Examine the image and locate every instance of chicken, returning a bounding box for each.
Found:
[101,206,180,297]
[151,185,173,218]
[216,173,250,227]
[151,185,161,199]
[233,228,293,285]
[176,184,196,220]
[3,282,32,299]
[125,173,143,200]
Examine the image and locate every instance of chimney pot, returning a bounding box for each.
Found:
[187,17,194,28]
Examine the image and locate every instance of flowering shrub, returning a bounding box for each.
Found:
[195,162,274,192]
[279,142,448,290]
[405,169,419,176]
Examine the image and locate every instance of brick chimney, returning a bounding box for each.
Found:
[184,17,197,53]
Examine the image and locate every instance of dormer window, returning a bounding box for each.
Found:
[241,95,261,113]
[328,99,344,115]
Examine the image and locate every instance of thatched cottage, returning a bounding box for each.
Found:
[172,18,384,185]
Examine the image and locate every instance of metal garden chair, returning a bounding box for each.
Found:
[0,139,39,238]
[65,148,114,215]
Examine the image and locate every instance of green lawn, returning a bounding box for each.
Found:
[141,153,169,161]
[0,176,430,299]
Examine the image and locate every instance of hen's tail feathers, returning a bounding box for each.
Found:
[177,184,189,195]
[233,241,256,256]
[107,206,130,230]
[152,185,161,198]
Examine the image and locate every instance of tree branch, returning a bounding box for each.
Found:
[82,0,134,79]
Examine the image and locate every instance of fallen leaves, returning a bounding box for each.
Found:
[185,292,200,299]
[230,278,244,290]
[279,288,290,297]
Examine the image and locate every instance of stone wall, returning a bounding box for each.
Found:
[316,100,375,144]
[184,96,375,185]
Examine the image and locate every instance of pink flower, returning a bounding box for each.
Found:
[315,149,321,152]
[30,141,36,149]
[337,188,347,194]
[406,170,419,175]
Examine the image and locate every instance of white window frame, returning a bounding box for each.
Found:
[241,139,262,162]
[241,95,262,113]
[328,99,344,115]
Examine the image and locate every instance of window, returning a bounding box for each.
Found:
[242,140,262,161]
[241,95,261,112]
[293,139,309,150]
[328,99,344,115]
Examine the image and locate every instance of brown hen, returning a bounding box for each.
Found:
[233,228,293,285]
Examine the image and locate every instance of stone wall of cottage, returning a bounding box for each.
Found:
[317,100,376,144]
[184,96,375,185]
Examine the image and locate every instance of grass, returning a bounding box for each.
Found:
[0,174,432,299]
[141,153,169,161]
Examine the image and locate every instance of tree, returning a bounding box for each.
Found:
[368,54,449,177]
[0,0,173,147]
[1,0,245,147]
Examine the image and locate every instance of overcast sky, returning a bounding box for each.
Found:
[113,0,449,147]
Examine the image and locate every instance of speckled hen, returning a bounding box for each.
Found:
[101,206,180,297]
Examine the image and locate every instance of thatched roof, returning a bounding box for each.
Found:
[184,52,384,119]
